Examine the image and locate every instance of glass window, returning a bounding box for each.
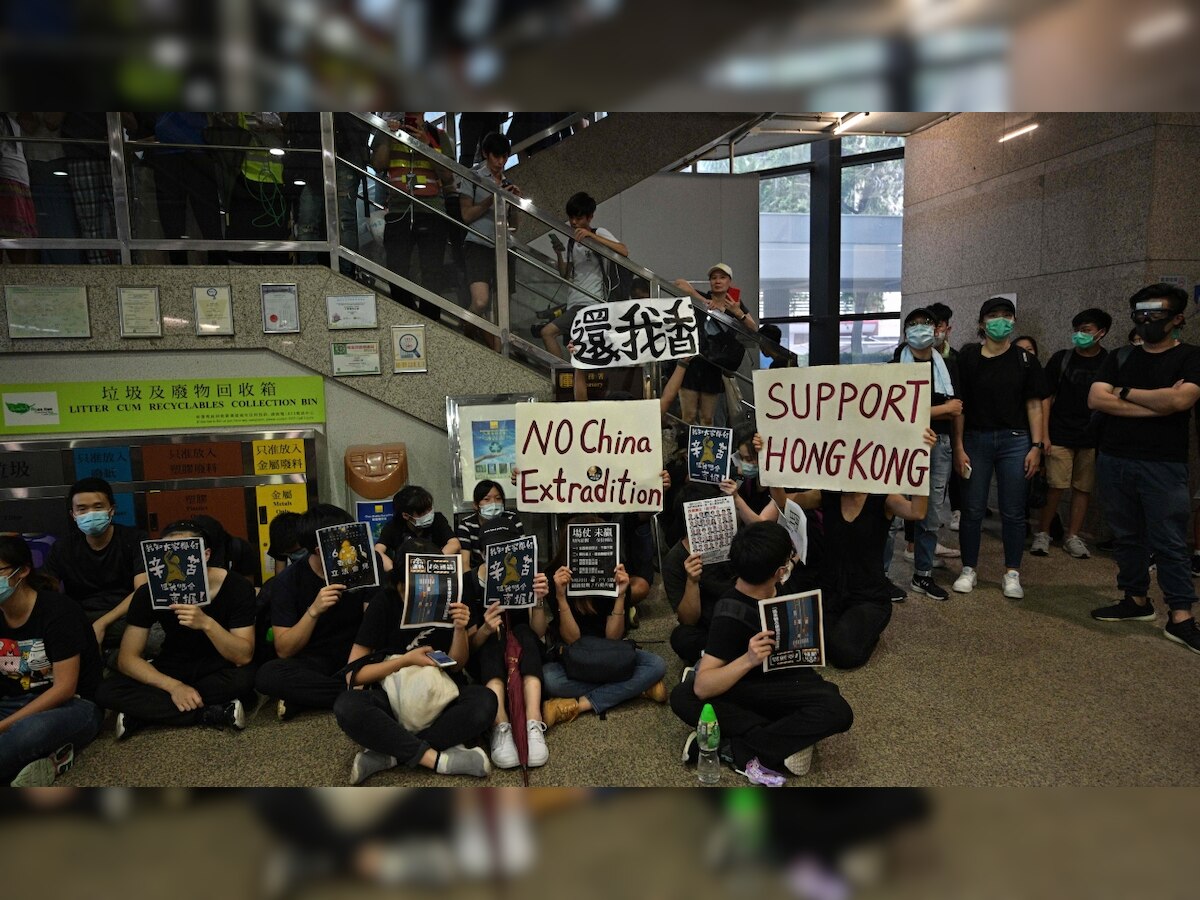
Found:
[840,134,905,156]
[840,156,904,363]
[733,143,811,173]
[694,158,731,174]
[759,172,811,323]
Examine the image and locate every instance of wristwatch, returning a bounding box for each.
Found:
[1119,387,1131,401]
[1032,442,1045,451]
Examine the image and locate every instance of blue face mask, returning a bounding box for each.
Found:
[412,511,435,529]
[75,510,113,536]
[905,324,935,350]
[288,548,310,564]
[480,502,504,520]
[739,460,759,479]
[0,572,21,604]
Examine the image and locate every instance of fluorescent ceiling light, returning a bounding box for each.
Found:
[999,122,1038,142]
[269,147,286,156]
[833,112,869,134]
[293,180,306,186]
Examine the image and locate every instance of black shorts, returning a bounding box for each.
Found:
[464,241,494,287]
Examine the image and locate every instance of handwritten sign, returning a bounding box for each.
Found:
[485,535,538,609]
[142,538,211,609]
[759,590,825,671]
[569,297,698,369]
[687,425,733,484]
[516,399,664,513]
[753,363,931,494]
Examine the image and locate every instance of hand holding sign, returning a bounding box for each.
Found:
[310,583,346,617]
[170,603,211,632]
[746,630,776,665]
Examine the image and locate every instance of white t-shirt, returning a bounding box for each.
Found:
[0,115,30,185]
[566,226,618,308]
[459,162,497,247]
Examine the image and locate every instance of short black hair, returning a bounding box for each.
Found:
[1072,308,1113,332]
[268,511,303,559]
[759,323,782,344]
[472,479,506,505]
[67,477,114,507]
[393,485,433,517]
[479,131,510,158]
[565,191,597,218]
[729,521,792,586]
[927,302,953,325]
[160,518,214,547]
[1013,335,1039,357]
[630,277,650,298]
[295,503,353,554]
[1129,283,1188,314]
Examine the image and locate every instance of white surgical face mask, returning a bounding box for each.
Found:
[412,511,435,529]
[480,502,504,520]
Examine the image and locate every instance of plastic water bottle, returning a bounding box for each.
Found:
[697,703,721,785]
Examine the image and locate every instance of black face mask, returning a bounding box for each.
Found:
[1133,317,1176,345]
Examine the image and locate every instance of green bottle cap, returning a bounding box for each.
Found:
[700,703,716,723]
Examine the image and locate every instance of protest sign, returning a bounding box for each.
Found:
[485,535,539,609]
[753,363,931,494]
[569,297,698,369]
[401,553,462,628]
[758,590,825,671]
[779,499,809,565]
[687,425,733,484]
[142,538,211,609]
[516,399,664,513]
[316,522,379,591]
[683,495,737,565]
[566,522,620,599]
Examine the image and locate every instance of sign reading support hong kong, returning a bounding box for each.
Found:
[516,399,664,512]
[568,297,698,369]
[753,363,932,494]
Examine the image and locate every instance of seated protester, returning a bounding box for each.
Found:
[540,515,668,729]
[619,511,657,630]
[732,424,772,515]
[94,520,256,738]
[670,522,854,786]
[333,556,498,784]
[445,480,524,571]
[0,535,104,787]
[374,485,456,573]
[255,505,373,720]
[191,514,258,582]
[43,477,148,651]
[466,563,551,769]
[662,533,736,666]
[754,431,935,669]
[266,511,306,576]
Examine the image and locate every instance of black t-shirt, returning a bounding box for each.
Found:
[661,538,736,628]
[355,577,483,657]
[704,587,822,686]
[890,349,960,435]
[957,344,1048,431]
[455,512,524,569]
[1097,343,1200,462]
[377,513,455,558]
[1045,347,1108,447]
[0,590,102,702]
[126,570,256,668]
[45,523,147,611]
[268,557,368,664]
[820,493,893,603]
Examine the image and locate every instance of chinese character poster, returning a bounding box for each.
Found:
[402,553,462,628]
[687,425,733,484]
[566,522,620,599]
[485,535,538,609]
[758,590,825,671]
[316,522,379,591]
[141,538,212,609]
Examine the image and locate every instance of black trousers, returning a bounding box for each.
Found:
[670,673,853,771]
[255,655,346,711]
[823,596,892,670]
[669,623,708,666]
[384,210,447,318]
[94,660,257,726]
[468,623,544,685]
[333,684,497,768]
[148,151,224,264]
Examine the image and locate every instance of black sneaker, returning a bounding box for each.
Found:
[1091,597,1156,622]
[114,712,143,741]
[1164,618,1200,655]
[910,573,949,601]
[888,581,908,603]
[200,699,246,730]
[1191,555,1200,578]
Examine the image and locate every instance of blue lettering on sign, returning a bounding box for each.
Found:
[113,493,136,528]
[72,447,133,483]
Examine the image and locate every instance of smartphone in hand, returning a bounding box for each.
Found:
[427,650,457,668]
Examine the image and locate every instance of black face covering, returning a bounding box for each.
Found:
[1133,317,1176,345]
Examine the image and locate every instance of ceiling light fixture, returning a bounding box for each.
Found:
[999,122,1038,142]
[833,112,869,134]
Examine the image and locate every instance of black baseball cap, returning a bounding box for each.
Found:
[903,307,936,327]
[979,296,1016,319]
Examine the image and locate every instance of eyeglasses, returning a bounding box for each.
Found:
[1132,310,1174,323]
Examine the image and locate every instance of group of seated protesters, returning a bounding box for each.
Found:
[2,420,935,791]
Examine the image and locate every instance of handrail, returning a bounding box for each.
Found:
[508,113,592,157]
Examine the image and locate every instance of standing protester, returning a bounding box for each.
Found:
[952,297,1049,599]
[928,303,965,532]
[1032,308,1112,560]
[1089,284,1200,654]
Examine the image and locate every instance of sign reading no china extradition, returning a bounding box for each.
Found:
[516,399,664,513]
[753,363,931,494]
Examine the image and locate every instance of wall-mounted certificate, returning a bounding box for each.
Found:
[392,324,427,373]
[326,293,378,329]
[331,341,381,376]
[193,285,234,335]
[5,285,91,339]
[261,283,300,334]
[117,286,162,338]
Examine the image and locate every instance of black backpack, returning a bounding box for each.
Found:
[566,232,634,301]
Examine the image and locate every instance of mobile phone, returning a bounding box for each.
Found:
[427,650,456,668]
[963,463,973,479]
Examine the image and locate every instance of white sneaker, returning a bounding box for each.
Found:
[950,510,961,531]
[526,720,549,767]
[935,543,961,558]
[1063,535,1090,559]
[952,567,977,593]
[489,722,520,769]
[1003,570,1024,599]
[1030,532,1051,556]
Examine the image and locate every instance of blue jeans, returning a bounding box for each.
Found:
[914,435,953,575]
[0,695,104,782]
[1098,454,1196,611]
[295,163,361,261]
[961,429,1030,571]
[542,650,667,716]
